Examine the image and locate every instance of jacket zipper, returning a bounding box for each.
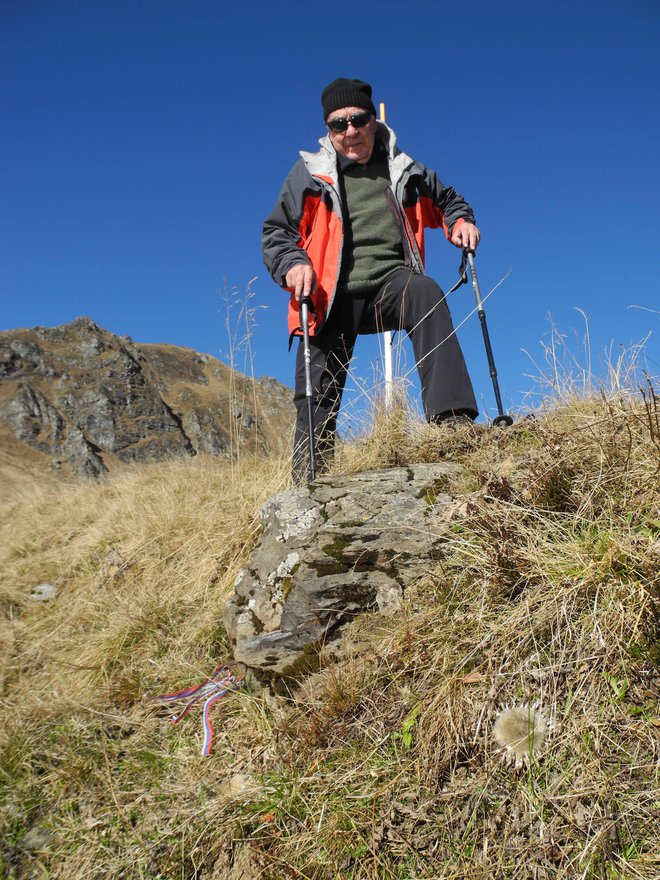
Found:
[385,186,423,275]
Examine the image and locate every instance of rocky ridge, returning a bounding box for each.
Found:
[0,317,294,477]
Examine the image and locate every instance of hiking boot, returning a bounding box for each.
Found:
[430,411,476,430]
[439,415,474,431]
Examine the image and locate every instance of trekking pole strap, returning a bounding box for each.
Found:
[446,251,469,297]
[288,297,317,351]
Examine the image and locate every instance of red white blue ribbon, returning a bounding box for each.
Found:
[155,665,242,755]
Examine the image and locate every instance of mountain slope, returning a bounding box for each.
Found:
[0,386,658,880]
[0,317,294,477]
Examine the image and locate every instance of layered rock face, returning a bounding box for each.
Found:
[0,317,294,476]
[224,463,463,677]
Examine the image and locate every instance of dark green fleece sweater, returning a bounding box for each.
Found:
[338,143,405,294]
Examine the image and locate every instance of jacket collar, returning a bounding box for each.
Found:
[300,122,417,191]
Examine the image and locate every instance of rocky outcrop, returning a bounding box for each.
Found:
[223,463,464,678]
[2,382,106,478]
[0,317,294,476]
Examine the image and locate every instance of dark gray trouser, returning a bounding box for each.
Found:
[292,268,478,483]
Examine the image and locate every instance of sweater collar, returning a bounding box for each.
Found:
[336,138,388,171]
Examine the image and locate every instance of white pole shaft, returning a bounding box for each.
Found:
[380,102,394,409]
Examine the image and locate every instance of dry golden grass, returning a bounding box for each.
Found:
[1,452,291,690]
[1,352,659,878]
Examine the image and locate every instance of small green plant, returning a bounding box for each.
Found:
[391,703,422,752]
[603,670,630,703]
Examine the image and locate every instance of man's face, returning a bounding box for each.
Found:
[326,106,377,164]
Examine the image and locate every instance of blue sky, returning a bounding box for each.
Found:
[2,0,659,427]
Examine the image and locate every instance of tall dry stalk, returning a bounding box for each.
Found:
[219,276,266,464]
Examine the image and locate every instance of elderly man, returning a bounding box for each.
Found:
[262,77,480,483]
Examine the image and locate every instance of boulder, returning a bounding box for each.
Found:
[223,463,462,677]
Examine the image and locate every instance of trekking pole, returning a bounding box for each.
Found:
[465,249,514,428]
[300,297,317,480]
[379,101,394,410]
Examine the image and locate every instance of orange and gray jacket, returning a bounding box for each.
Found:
[262,122,475,338]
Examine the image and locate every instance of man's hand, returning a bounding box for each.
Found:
[451,221,480,251]
[285,263,317,301]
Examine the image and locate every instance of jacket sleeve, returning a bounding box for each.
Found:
[417,166,476,237]
[262,159,318,288]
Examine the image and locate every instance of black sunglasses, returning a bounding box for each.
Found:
[326,110,372,133]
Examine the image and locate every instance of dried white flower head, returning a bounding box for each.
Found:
[493,703,550,767]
